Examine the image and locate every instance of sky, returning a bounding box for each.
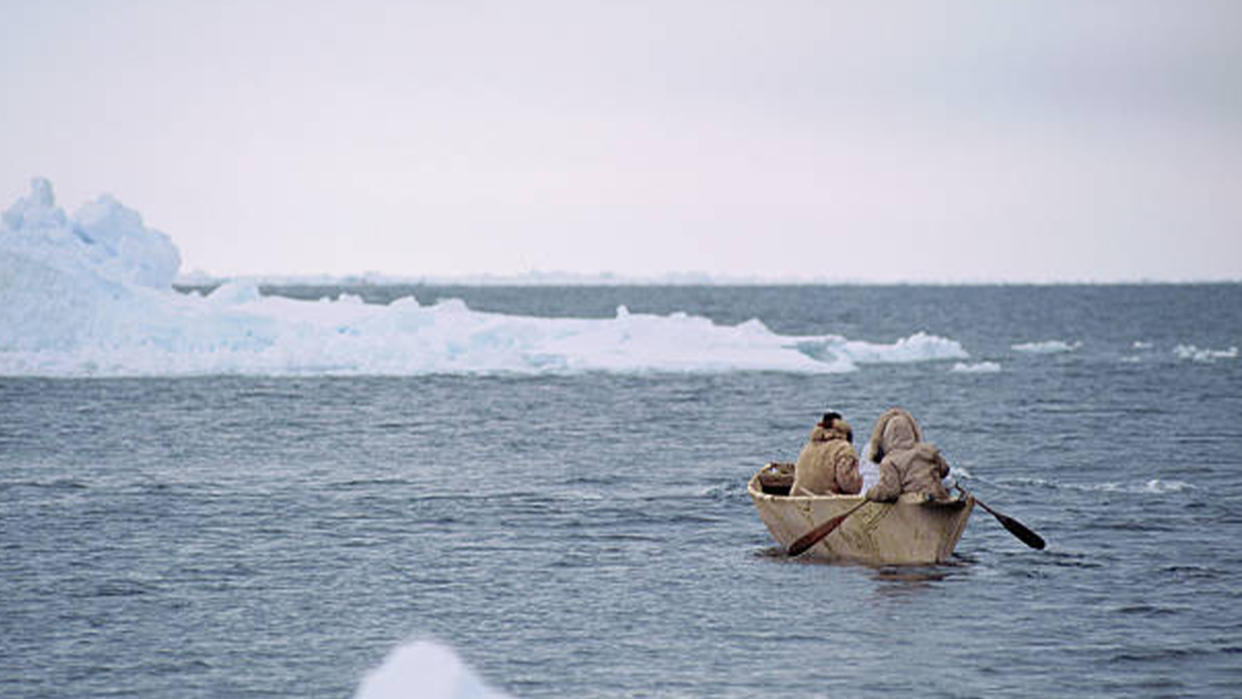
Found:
[2,0,1240,283]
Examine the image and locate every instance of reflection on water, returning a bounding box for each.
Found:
[873,565,951,584]
[870,561,972,601]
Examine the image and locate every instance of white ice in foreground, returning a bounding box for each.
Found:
[354,640,510,699]
[0,179,969,377]
[1011,340,1081,354]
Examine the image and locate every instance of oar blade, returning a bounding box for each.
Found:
[787,501,867,557]
[996,512,1046,550]
[787,516,844,557]
[960,487,1047,551]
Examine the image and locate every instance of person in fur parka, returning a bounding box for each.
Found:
[790,412,863,496]
[864,407,952,502]
[866,406,923,464]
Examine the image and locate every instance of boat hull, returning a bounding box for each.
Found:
[748,468,974,565]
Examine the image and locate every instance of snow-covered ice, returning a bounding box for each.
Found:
[0,178,969,377]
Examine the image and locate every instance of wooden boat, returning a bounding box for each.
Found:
[748,462,974,565]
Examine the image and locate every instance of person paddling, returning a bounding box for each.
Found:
[863,407,952,503]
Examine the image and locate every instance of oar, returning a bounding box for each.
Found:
[787,499,869,557]
[957,485,1045,550]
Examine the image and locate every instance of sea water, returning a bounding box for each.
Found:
[3,181,1242,696]
[4,284,1241,697]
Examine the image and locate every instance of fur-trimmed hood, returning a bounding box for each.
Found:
[809,419,852,444]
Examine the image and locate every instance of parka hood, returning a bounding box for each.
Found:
[867,407,923,462]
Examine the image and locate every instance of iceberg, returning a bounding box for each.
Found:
[0,178,970,377]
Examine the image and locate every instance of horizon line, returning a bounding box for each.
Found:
[173,270,1242,287]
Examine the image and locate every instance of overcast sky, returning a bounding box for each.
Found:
[2,0,1240,282]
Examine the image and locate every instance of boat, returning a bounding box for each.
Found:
[748,462,974,565]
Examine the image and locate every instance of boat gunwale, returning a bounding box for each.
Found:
[746,472,972,510]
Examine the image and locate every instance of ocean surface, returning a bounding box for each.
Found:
[3,284,1241,697]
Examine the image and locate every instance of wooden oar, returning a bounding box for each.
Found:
[786,499,869,557]
[958,485,1046,550]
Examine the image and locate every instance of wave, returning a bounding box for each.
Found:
[991,476,1195,494]
[1173,344,1238,362]
[0,179,968,377]
[1123,341,1239,365]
